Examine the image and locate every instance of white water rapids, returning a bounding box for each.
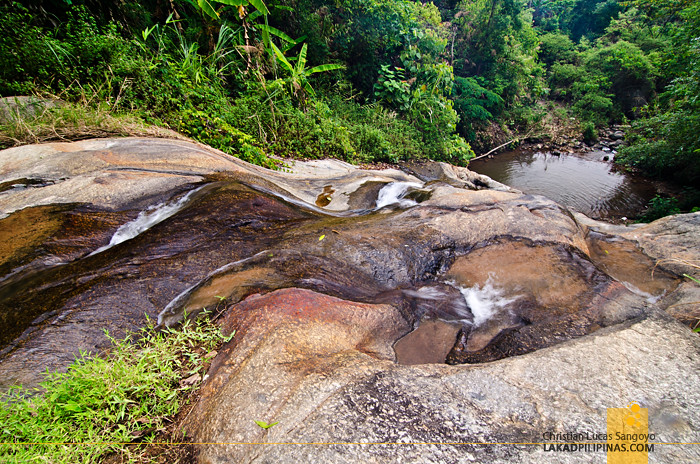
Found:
[406,276,520,326]
[454,277,519,326]
[89,185,205,257]
[375,181,423,209]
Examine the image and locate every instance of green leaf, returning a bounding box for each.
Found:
[303,80,315,96]
[248,10,263,21]
[198,0,220,18]
[255,420,279,429]
[254,24,294,43]
[248,0,270,15]
[62,401,82,412]
[318,234,325,241]
[214,0,246,6]
[282,35,307,52]
[307,63,345,74]
[296,43,308,75]
[270,42,293,72]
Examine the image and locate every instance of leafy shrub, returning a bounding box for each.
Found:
[178,107,278,169]
[0,0,473,168]
[583,40,655,116]
[639,195,681,222]
[573,90,615,125]
[548,63,586,101]
[452,76,503,142]
[538,32,578,66]
[0,3,128,97]
[273,101,358,161]
[548,61,614,126]
[0,315,232,463]
[581,120,598,142]
[618,109,700,185]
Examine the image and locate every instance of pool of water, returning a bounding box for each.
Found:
[469,150,666,221]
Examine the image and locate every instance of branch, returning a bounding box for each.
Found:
[471,138,518,161]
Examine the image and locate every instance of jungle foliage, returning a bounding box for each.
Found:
[0,0,698,191]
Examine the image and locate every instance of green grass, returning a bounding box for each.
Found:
[0,314,233,463]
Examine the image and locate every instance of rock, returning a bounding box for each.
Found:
[263,158,423,212]
[180,373,201,388]
[185,291,699,464]
[0,138,698,463]
[621,212,700,278]
[401,160,512,191]
[611,131,625,140]
[0,138,248,218]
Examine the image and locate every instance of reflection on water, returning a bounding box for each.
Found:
[469,150,663,220]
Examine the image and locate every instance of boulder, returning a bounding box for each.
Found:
[185,289,699,464]
[0,96,62,123]
[0,138,698,463]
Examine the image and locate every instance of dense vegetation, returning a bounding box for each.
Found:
[0,0,698,211]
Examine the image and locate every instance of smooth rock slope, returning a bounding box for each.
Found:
[0,138,698,463]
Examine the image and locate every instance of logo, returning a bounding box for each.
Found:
[541,401,655,461]
[607,402,653,463]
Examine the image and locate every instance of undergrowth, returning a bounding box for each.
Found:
[0,314,233,463]
[0,97,184,149]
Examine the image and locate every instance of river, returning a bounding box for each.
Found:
[468,149,668,221]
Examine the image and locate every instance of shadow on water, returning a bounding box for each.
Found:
[469,150,670,220]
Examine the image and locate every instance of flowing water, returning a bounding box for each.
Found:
[469,150,668,220]
[0,171,682,385]
[89,185,207,256]
[375,181,423,209]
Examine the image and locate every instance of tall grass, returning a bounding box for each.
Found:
[0,93,185,149]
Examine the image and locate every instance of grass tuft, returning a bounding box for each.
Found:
[0,98,185,150]
[0,314,233,463]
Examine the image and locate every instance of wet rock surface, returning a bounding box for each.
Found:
[0,138,698,463]
[189,307,699,464]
